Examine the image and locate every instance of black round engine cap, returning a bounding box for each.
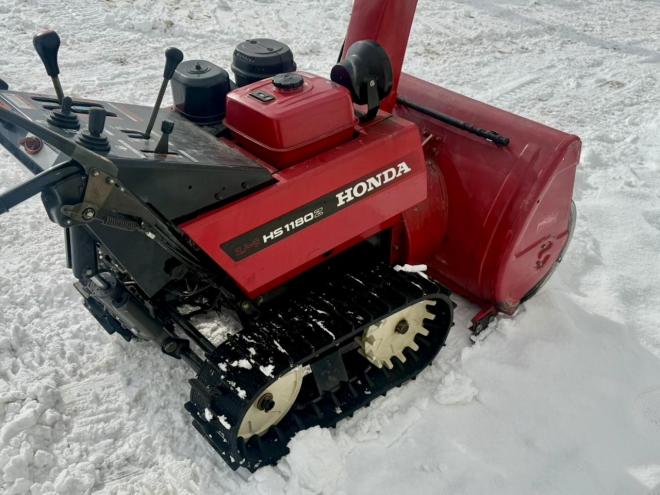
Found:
[232,39,296,87]
[272,73,304,90]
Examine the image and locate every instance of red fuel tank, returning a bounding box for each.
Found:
[225,72,357,168]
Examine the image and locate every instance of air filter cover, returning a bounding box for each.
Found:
[232,39,296,87]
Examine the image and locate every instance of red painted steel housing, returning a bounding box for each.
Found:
[183,0,580,319]
[183,115,427,297]
[395,75,580,313]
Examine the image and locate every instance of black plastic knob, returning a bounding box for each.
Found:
[88,108,106,137]
[61,96,73,114]
[33,31,61,77]
[163,48,184,80]
[77,107,110,153]
[160,119,174,134]
[154,120,174,154]
[273,73,304,91]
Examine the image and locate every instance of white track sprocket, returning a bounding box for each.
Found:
[359,299,435,369]
[238,366,304,438]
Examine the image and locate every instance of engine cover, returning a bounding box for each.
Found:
[224,72,356,168]
[182,115,426,298]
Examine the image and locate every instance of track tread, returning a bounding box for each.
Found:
[185,261,453,471]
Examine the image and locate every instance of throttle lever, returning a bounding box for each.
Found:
[142,47,184,139]
[33,30,65,103]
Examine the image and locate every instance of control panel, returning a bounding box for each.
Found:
[0,89,259,170]
[0,31,274,221]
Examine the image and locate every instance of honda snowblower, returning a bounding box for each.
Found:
[0,0,579,471]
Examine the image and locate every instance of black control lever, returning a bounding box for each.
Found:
[77,108,111,153]
[142,47,183,139]
[33,30,65,104]
[154,120,174,154]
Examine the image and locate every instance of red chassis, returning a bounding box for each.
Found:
[182,0,580,325]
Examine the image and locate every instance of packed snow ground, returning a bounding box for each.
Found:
[1,0,659,493]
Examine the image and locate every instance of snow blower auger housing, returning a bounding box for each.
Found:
[0,0,580,471]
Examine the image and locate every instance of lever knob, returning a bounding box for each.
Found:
[33,30,61,77]
[161,119,174,134]
[88,108,106,136]
[163,48,184,80]
[77,107,110,153]
[154,120,174,154]
[61,96,73,114]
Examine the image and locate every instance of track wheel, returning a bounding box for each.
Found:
[358,299,436,369]
[238,366,304,439]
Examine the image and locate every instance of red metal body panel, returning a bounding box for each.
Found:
[342,0,417,113]
[182,115,426,298]
[394,73,581,312]
[183,0,580,317]
[225,72,356,168]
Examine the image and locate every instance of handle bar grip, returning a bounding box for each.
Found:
[163,47,184,80]
[0,162,81,215]
[33,30,61,77]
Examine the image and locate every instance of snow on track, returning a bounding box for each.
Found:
[1,0,659,493]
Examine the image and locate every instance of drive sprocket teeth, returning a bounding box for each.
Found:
[359,299,435,369]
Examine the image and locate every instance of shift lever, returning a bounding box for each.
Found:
[77,108,110,153]
[142,47,183,139]
[33,30,65,103]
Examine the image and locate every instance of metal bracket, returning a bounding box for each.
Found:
[470,306,497,336]
[60,168,119,224]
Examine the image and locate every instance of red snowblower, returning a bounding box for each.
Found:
[0,0,579,471]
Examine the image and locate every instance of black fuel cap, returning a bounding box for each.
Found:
[272,73,303,90]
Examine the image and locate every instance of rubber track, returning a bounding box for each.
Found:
[185,262,453,471]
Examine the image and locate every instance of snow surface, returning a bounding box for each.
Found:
[1,0,660,493]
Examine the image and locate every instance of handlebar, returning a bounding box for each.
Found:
[0,104,118,215]
[0,161,81,215]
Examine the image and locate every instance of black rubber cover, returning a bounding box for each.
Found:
[172,60,231,124]
[331,40,392,105]
[232,39,296,87]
